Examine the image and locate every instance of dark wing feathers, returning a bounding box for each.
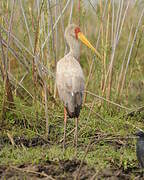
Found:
[66,92,82,118]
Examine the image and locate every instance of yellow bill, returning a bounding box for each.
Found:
[78,32,102,60]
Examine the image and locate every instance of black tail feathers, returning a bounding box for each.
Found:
[66,105,81,118]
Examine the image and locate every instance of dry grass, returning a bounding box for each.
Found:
[0,0,144,178]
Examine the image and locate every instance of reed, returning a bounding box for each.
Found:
[0,0,144,134]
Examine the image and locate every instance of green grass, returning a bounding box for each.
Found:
[0,101,142,174]
[0,86,143,177]
[0,1,144,178]
[0,134,137,172]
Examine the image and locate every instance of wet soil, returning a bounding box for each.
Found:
[0,159,142,180]
[0,159,95,180]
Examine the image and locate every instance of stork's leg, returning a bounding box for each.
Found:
[63,107,67,152]
[74,118,78,154]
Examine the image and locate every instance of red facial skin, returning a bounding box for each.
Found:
[74,27,81,39]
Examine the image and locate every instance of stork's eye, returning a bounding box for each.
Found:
[74,27,81,39]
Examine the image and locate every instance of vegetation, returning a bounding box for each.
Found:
[0,0,144,179]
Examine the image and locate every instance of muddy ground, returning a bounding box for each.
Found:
[0,136,142,179]
[0,161,142,180]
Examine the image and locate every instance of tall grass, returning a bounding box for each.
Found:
[0,0,144,134]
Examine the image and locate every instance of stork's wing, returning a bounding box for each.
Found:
[56,71,85,102]
[56,58,84,117]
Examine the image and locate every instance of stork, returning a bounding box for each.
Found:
[56,24,100,152]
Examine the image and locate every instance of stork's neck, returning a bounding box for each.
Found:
[68,39,80,60]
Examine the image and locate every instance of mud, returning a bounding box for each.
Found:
[0,159,142,180]
[0,159,95,180]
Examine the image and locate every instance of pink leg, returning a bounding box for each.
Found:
[63,107,67,151]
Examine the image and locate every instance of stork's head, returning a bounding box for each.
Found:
[65,24,80,40]
[65,24,99,57]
